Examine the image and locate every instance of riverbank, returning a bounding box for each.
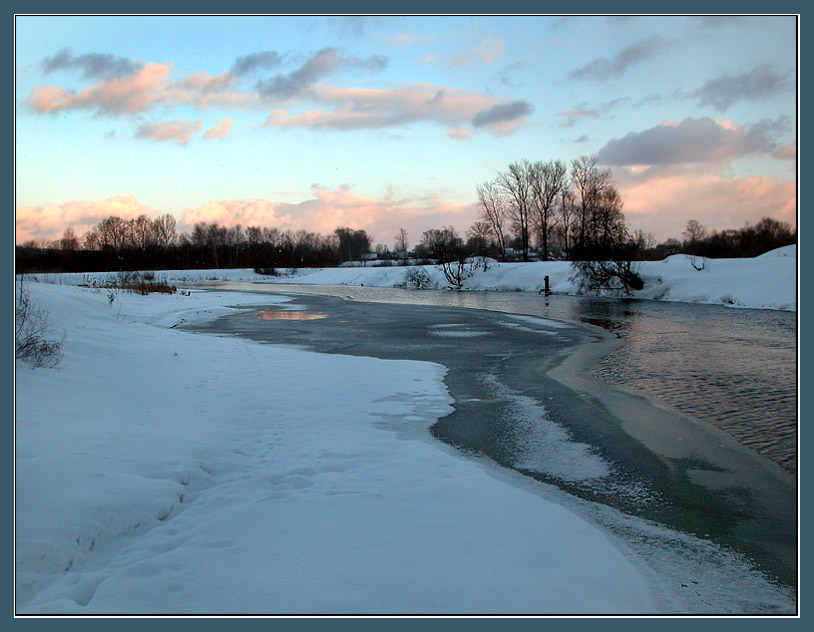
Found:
[13,282,656,614]
[15,282,796,613]
[195,288,796,588]
[28,244,797,312]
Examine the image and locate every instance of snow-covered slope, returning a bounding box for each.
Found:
[16,284,659,614]
[32,245,796,311]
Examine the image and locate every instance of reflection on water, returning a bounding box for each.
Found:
[223,282,798,475]
[257,310,327,321]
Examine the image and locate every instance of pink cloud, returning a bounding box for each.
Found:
[178,71,237,93]
[617,170,796,240]
[182,199,289,228]
[447,128,472,140]
[27,63,173,115]
[136,119,202,145]
[25,63,258,116]
[166,71,257,109]
[15,195,163,244]
[264,83,527,134]
[773,143,796,160]
[204,119,232,139]
[181,186,476,245]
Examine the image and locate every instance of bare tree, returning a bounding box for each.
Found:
[59,227,79,251]
[246,225,263,246]
[476,181,508,260]
[96,216,130,251]
[683,219,707,247]
[83,229,100,251]
[569,155,625,258]
[153,213,177,248]
[529,159,568,261]
[131,214,155,250]
[466,221,492,256]
[495,160,533,261]
[394,227,409,253]
[558,189,576,256]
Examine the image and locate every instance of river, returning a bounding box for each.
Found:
[216,282,798,477]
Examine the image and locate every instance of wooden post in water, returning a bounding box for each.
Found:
[544,275,550,296]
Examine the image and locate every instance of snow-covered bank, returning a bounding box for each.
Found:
[30,244,796,311]
[16,283,664,614]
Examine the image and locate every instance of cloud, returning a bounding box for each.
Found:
[256,47,387,100]
[497,62,524,86]
[681,64,793,111]
[569,35,666,81]
[449,32,505,68]
[204,119,232,139]
[617,170,795,240]
[41,47,143,79]
[182,199,289,228]
[180,186,476,243]
[26,63,258,115]
[166,71,257,109]
[135,119,202,145]
[26,62,172,115]
[177,71,237,94]
[556,98,626,127]
[264,83,528,134]
[327,16,393,38]
[167,72,257,110]
[633,94,662,108]
[471,100,532,130]
[596,117,789,166]
[15,195,162,244]
[24,48,524,137]
[447,128,471,140]
[385,33,433,46]
[773,143,796,160]
[231,51,283,76]
[694,16,751,28]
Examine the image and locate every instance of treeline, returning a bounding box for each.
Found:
[16,213,373,274]
[675,217,796,259]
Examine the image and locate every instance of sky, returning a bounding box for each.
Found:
[15,15,797,248]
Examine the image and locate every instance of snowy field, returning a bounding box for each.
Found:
[15,261,797,613]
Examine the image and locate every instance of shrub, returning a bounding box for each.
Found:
[15,277,63,368]
[570,259,644,296]
[398,267,434,289]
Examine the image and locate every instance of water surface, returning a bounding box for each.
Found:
[219,282,798,475]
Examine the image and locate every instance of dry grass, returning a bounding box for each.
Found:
[97,271,177,295]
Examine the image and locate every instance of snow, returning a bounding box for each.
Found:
[31,244,796,311]
[15,282,665,614]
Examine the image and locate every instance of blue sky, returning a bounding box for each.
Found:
[15,14,797,246]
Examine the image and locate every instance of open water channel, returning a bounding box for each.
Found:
[222,283,798,476]
[190,282,798,602]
